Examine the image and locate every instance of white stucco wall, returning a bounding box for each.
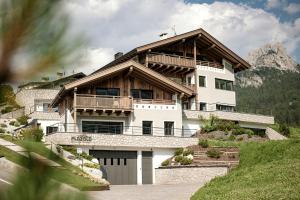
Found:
[196,62,236,111]
[36,119,60,134]
[152,148,174,184]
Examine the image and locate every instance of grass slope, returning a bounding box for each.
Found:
[191,140,300,200]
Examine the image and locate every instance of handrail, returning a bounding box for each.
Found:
[47,123,198,138]
[147,52,195,68]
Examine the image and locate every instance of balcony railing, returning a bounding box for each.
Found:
[147,52,195,68]
[76,94,133,110]
[47,123,198,138]
[197,60,223,68]
[133,99,176,105]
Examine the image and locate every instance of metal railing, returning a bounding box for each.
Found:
[76,94,133,110]
[197,60,223,68]
[185,102,273,116]
[133,99,176,105]
[47,123,198,138]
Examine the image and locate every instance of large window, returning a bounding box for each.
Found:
[215,78,234,91]
[46,126,58,135]
[82,121,123,134]
[96,88,120,96]
[199,76,206,87]
[164,121,174,136]
[142,121,152,135]
[43,103,50,112]
[216,104,234,112]
[130,89,153,99]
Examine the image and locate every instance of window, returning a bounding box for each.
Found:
[187,77,192,85]
[104,158,107,165]
[117,158,120,165]
[142,121,152,135]
[164,121,174,136]
[215,78,234,91]
[130,89,153,99]
[111,158,114,165]
[46,126,58,134]
[141,90,153,99]
[43,103,50,112]
[96,88,120,96]
[200,102,207,111]
[82,121,123,134]
[131,89,140,98]
[124,158,127,165]
[216,104,234,112]
[199,76,206,87]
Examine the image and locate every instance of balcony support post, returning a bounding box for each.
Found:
[73,87,78,132]
[194,39,199,110]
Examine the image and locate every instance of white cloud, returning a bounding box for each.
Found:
[63,0,300,74]
[284,3,300,15]
[265,0,286,9]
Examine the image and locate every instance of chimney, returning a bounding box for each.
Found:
[114,52,123,60]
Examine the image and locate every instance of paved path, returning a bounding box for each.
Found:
[87,183,203,200]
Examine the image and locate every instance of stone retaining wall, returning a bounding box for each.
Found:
[46,132,198,149]
[155,166,228,184]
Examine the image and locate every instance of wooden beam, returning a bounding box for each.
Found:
[125,66,133,77]
[206,44,216,50]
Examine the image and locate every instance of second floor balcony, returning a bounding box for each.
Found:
[76,94,134,112]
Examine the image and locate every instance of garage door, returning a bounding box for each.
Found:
[89,150,137,185]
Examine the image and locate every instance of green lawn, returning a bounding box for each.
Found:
[0,135,107,190]
[191,139,300,200]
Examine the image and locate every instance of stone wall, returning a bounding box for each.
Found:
[15,89,59,114]
[155,166,228,184]
[46,132,198,149]
[183,110,274,125]
[0,108,25,119]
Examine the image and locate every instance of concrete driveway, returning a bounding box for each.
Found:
[87,183,204,200]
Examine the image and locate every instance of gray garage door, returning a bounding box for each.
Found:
[89,150,137,185]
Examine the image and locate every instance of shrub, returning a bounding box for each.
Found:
[9,121,15,126]
[175,155,184,163]
[20,128,44,142]
[56,145,63,154]
[216,120,237,132]
[17,115,29,125]
[1,106,13,114]
[0,123,7,128]
[206,149,222,158]
[84,162,100,169]
[81,152,93,161]
[232,128,246,135]
[0,128,5,133]
[161,159,170,166]
[244,129,254,136]
[201,124,217,133]
[183,149,194,156]
[228,135,236,141]
[174,148,184,156]
[180,157,193,165]
[13,121,20,127]
[279,124,290,137]
[198,139,209,148]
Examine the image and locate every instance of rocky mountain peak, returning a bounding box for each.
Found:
[246,42,298,72]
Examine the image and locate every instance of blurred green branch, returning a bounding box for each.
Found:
[0,0,83,83]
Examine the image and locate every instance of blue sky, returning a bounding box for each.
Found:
[63,0,300,74]
[189,0,300,22]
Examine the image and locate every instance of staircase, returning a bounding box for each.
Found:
[191,146,240,169]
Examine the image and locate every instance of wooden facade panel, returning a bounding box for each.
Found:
[76,74,173,101]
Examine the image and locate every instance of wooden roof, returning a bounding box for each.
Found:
[52,60,194,106]
[95,28,250,72]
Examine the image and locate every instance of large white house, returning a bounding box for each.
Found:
[46,28,274,185]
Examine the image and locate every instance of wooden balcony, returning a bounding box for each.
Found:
[75,94,133,114]
[147,53,195,69]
